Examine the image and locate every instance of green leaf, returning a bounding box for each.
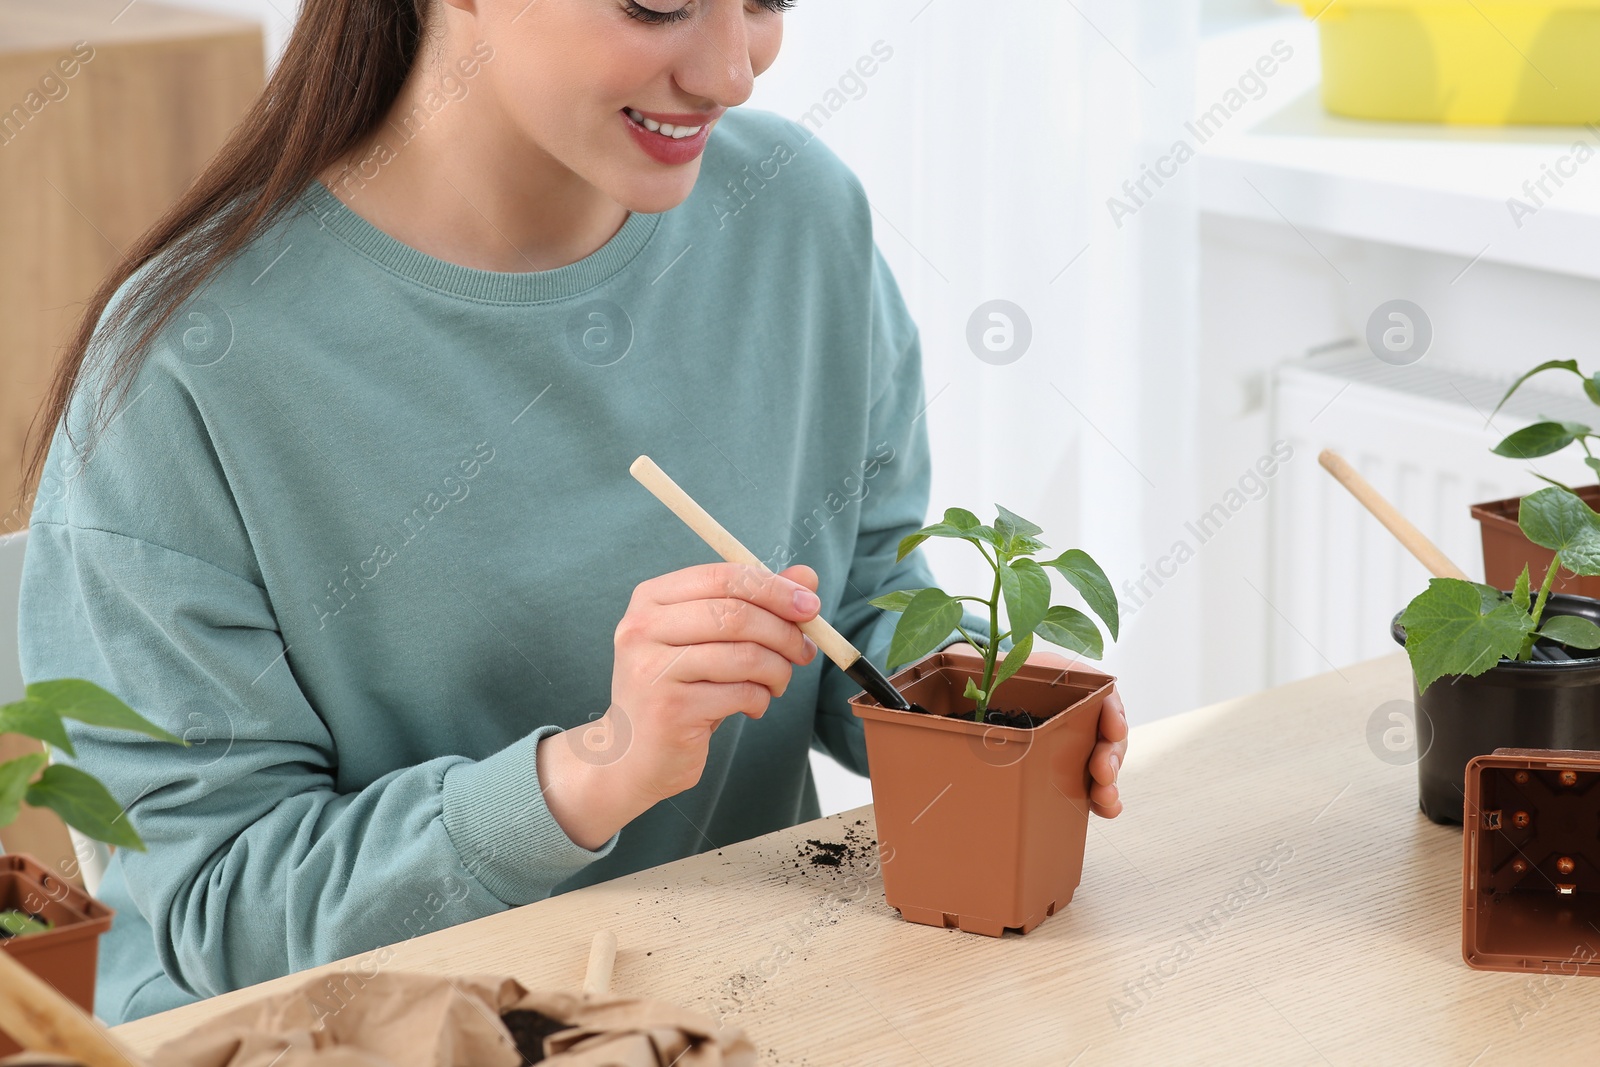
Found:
[884,588,963,671]
[1493,421,1583,460]
[1042,550,1120,640]
[869,588,926,613]
[1007,535,1047,558]
[942,508,982,532]
[0,911,51,937]
[1517,487,1600,576]
[1034,605,1105,659]
[25,764,146,851]
[1398,578,1535,692]
[1512,565,1532,614]
[896,519,1001,562]
[1587,457,1600,480]
[0,698,74,756]
[992,505,1043,547]
[998,558,1051,641]
[1538,615,1600,650]
[1491,359,1581,419]
[24,680,185,746]
[988,632,1034,702]
[0,753,48,829]
[962,676,986,705]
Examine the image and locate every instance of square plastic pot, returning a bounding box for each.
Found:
[1462,748,1600,976]
[0,854,114,1056]
[849,650,1114,937]
[1473,487,1600,599]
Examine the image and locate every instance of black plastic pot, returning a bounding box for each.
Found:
[1392,593,1600,826]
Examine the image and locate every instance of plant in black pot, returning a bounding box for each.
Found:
[0,679,183,1056]
[1396,486,1600,824]
[1472,359,1600,597]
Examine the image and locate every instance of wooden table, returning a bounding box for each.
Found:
[113,655,1600,1064]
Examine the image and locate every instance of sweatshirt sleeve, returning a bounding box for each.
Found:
[811,249,990,776]
[21,483,616,998]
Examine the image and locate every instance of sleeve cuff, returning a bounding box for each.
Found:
[440,725,618,906]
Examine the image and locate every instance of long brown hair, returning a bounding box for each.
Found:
[23,0,427,498]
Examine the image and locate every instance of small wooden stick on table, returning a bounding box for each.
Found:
[583,929,617,997]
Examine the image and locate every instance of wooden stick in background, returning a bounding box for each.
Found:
[1318,449,1469,580]
[0,946,147,1067]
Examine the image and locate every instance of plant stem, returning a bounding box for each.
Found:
[1520,556,1564,660]
[981,560,1002,714]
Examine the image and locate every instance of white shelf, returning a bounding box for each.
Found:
[1197,19,1600,279]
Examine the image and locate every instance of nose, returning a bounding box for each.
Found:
[675,3,757,108]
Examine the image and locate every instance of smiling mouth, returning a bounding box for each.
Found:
[624,108,708,140]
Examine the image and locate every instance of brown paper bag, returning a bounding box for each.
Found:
[2,973,755,1067]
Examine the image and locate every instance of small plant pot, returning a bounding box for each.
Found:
[1472,486,1600,599]
[1392,594,1600,826]
[1461,748,1600,976]
[848,650,1114,937]
[0,853,114,1056]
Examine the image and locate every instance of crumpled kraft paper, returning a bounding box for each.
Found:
[1,973,755,1067]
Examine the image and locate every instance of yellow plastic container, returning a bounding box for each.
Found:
[1288,0,1600,124]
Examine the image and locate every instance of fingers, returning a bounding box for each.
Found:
[649,599,816,664]
[1099,688,1129,744]
[667,642,795,698]
[644,563,821,623]
[1089,687,1128,819]
[779,564,819,593]
[1089,781,1123,819]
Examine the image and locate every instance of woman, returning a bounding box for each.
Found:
[20,0,1128,1024]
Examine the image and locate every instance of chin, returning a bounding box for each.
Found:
[606,164,705,215]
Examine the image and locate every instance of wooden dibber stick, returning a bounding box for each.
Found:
[1317,449,1470,580]
[629,455,919,711]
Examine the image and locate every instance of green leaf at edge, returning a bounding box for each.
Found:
[869,588,926,613]
[962,676,986,705]
[24,680,185,747]
[1491,359,1581,420]
[1034,605,1106,660]
[1517,487,1600,576]
[1398,578,1534,692]
[1538,614,1600,650]
[24,764,146,851]
[1492,421,1582,460]
[1042,549,1120,640]
[0,911,52,937]
[0,753,48,829]
[884,588,964,671]
[1512,564,1532,614]
[0,698,74,756]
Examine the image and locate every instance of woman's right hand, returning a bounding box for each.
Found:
[537,562,822,850]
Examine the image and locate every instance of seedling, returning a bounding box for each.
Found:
[0,680,184,937]
[1400,487,1600,691]
[869,506,1118,715]
[1489,359,1600,488]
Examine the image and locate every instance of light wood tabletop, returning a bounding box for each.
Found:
[112,654,1600,1065]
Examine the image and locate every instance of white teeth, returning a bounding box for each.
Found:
[626,109,704,139]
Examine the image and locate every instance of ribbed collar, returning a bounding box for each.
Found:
[298,179,661,304]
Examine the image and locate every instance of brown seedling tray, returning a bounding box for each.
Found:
[1473,487,1600,599]
[1462,748,1600,975]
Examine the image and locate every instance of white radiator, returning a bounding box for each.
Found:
[1268,351,1597,686]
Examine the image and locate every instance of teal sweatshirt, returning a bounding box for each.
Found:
[18,109,986,1023]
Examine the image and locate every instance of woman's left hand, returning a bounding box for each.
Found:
[939,643,1126,818]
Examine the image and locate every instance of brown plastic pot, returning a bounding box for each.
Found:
[849,650,1114,937]
[0,853,114,1056]
[1473,485,1600,598]
[1462,748,1600,976]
